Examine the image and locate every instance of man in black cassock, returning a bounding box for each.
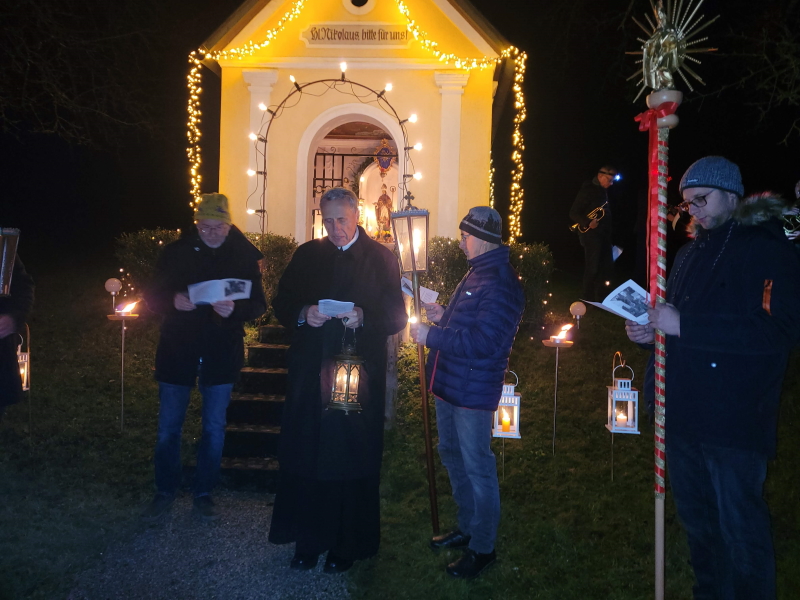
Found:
[269,187,407,573]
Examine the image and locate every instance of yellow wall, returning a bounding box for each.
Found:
[216,0,497,239]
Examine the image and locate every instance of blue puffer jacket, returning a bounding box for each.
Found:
[425,245,525,411]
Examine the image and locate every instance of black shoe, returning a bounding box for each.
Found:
[446,548,497,579]
[192,495,219,522]
[323,553,354,574]
[290,553,319,570]
[140,493,174,523]
[430,530,471,551]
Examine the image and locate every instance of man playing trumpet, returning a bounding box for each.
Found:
[569,165,618,301]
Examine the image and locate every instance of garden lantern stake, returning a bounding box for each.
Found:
[391,193,439,534]
[17,324,30,392]
[493,371,522,482]
[542,324,574,455]
[106,283,139,432]
[328,321,364,414]
[606,352,640,481]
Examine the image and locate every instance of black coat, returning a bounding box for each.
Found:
[569,177,613,239]
[145,227,266,387]
[272,228,407,480]
[0,256,34,407]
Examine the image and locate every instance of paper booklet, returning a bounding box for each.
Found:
[584,279,651,325]
[401,277,439,304]
[318,299,355,317]
[188,279,252,305]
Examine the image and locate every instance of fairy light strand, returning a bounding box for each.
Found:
[185,0,525,240]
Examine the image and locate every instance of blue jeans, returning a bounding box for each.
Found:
[667,433,775,600]
[435,398,500,554]
[154,382,233,497]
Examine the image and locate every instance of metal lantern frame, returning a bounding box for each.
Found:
[606,354,640,435]
[328,326,364,414]
[311,208,324,240]
[493,371,521,439]
[17,324,30,392]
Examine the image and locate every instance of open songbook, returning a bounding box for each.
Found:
[188,279,252,305]
[584,280,650,325]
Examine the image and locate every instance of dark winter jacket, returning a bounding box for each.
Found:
[272,227,407,480]
[570,177,613,239]
[663,193,800,457]
[0,256,34,407]
[146,226,266,387]
[425,245,525,411]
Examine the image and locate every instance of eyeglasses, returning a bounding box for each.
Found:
[460,233,472,242]
[198,224,229,234]
[678,191,714,212]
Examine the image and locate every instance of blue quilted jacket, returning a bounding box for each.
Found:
[425,245,525,411]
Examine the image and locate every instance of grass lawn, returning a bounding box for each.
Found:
[1,260,798,599]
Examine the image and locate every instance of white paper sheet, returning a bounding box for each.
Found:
[400,277,439,304]
[583,279,650,325]
[188,279,252,305]
[318,299,355,317]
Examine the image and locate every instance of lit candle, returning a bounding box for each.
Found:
[616,411,628,427]
[501,408,511,432]
[549,323,573,343]
[116,301,138,315]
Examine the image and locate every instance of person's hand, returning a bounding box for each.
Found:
[212,300,235,318]
[625,319,654,344]
[174,293,196,311]
[0,315,17,339]
[786,230,800,241]
[305,305,330,328]
[647,303,681,336]
[337,307,364,329]
[588,218,599,230]
[409,321,430,345]
[422,302,444,323]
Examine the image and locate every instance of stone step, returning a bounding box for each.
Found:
[237,367,288,395]
[227,393,285,424]
[246,343,289,369]
[259,324,292,345]
[223,425,280,457]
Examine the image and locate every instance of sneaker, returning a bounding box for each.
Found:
[192,495,219,522]
[140,493,174,523]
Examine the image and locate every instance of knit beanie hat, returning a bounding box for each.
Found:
[459,206,503,244]
[194,193,232,224]
[679,156,744,197]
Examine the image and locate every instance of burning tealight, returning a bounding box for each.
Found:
[116,301,138,315]
[549,323,573,343]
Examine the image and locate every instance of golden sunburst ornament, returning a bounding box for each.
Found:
[627,0,719,102]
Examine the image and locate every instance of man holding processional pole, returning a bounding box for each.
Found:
[625,2,800,598]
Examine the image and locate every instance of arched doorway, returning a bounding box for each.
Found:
[295,103,406,241]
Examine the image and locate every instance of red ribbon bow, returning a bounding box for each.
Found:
[634,102,679,132]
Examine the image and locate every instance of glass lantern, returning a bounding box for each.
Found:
[391,197,429,274]
[311,208,325,240]
[605,354,639,434]
[328,334,364,414]
[493,372,521,439]
[17,326,30,392]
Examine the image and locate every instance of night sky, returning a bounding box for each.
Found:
[2,0,798,274]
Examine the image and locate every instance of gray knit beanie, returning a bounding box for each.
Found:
[679,156,744,196]
[459,206,502,244]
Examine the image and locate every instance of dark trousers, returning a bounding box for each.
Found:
[579,232,613,301]
[667,433,775,600]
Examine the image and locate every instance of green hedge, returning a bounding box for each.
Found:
[244,232,298,321]
[419,236,553,326]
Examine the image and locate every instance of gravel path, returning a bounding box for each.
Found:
[68,491,351,600]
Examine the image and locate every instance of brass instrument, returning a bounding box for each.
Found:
[569,201,607,234]
[783,204,800,236]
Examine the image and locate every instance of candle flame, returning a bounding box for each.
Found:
[408,315,418,324]
[555,323,573,339]
[118,301,138,314]
[502,407,509,420]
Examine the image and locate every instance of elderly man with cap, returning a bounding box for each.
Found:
[410,206,525,579]
[625,156,800,599]
[141,193,266,522]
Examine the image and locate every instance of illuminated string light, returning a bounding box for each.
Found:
[185,0,526,240]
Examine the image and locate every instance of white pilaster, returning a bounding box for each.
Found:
[243,69,279,232]
[434,72,469,237]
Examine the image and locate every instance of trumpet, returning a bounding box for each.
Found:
[569,201,607,234]
[783,204,800,236]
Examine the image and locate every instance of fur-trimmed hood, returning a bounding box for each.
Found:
[735,192,790,226]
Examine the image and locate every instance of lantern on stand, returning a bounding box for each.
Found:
[106,281,139,432]
[311,209,324,240]
[606,352,640,435]
[493,372,521,439]
[17,324,30,392]
[391,191,439,533]
[327,324,364,414]
[541,323,574,455]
